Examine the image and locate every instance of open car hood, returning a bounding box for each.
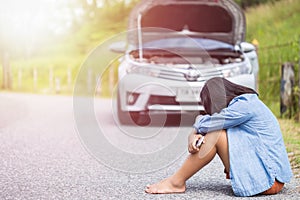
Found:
[128,0,245,47]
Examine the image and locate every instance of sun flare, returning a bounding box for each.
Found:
[0,0,73,45]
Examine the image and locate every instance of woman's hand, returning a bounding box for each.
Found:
[188,129,204,154]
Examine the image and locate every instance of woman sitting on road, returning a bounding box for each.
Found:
[145,77,293,197]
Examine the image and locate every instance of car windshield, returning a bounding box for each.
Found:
[143,38,234,51]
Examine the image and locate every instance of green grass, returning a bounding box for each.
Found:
[246,0,300,43]
[8,55,83,94]
[279,119,300,177]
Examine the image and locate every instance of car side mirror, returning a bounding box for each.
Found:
[109,41,127,53]
[240,42,256,53]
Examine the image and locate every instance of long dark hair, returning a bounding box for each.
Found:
[200,77,258,115]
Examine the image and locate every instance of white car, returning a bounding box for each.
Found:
[111,0,259,125]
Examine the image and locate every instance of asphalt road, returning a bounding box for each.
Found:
[0,93,299,200]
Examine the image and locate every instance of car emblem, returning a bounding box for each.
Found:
[184,68,201,81]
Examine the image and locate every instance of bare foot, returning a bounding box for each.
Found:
[145,177,186,194]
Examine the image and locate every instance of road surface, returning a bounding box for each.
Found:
[0,93,299,199]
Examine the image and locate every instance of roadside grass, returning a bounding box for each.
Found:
[9,56,83,94]
[3,17,126,95]
[246,0,300,44]
[279,119,300,178]
[245,0,300,117]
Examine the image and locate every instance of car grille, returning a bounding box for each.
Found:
[163,68,223,82]
[148,95,202,105]
[148,95,179,105]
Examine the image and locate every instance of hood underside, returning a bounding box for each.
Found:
[128,0,246,46]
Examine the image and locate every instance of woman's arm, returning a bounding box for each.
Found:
[193,96,253,135]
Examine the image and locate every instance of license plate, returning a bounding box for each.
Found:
[176,87,201,102]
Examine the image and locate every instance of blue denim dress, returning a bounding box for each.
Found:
[193,94,293,197]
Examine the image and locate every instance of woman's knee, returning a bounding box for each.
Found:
[204,130,227,144]
[198,130,226,158]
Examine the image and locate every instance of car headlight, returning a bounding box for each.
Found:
[222,60,252,78]
[126,64,161,77]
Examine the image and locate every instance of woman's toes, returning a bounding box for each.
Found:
[145,186,155,194]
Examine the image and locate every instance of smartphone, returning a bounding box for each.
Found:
[196,136,205,148]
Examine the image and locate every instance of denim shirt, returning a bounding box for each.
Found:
[193,94,293,197]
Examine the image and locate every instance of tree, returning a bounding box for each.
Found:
[0,3,14,89]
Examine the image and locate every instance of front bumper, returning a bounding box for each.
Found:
[118,73,255,114]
